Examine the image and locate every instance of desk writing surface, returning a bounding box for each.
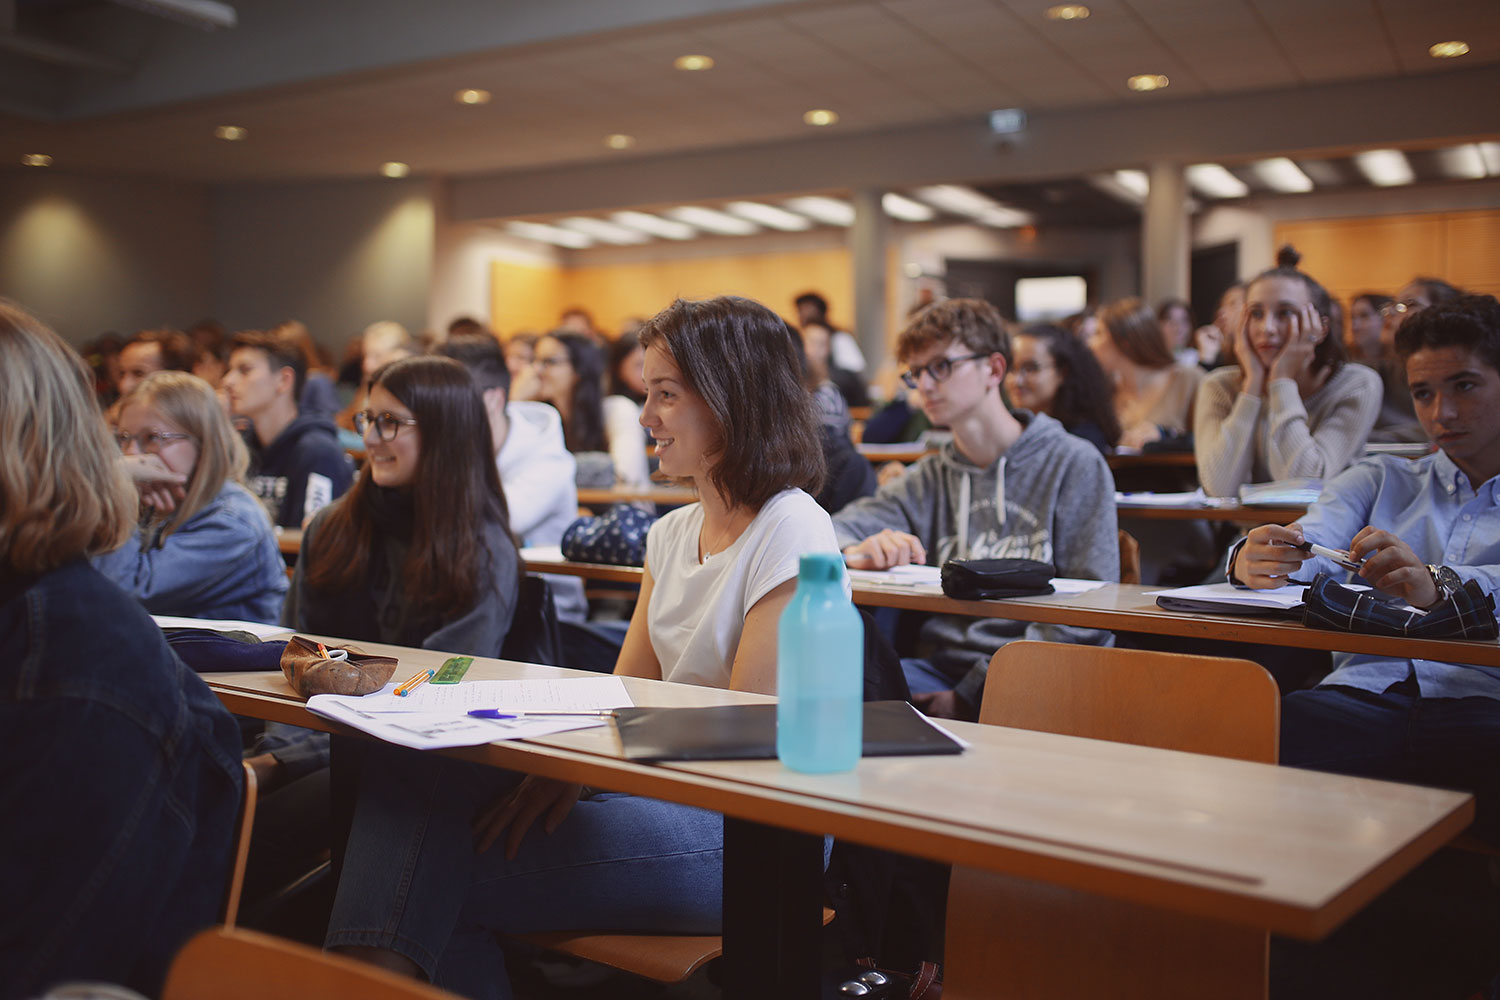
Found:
[577,485,697,507]
[209,645,1471,941]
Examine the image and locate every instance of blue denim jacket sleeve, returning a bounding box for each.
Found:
[92,481,288,624]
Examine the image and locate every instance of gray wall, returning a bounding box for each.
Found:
[0,170,211,342]
[209,177,436,345]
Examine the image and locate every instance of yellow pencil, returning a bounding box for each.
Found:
[393,668,434,697]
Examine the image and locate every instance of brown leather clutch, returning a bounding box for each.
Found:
[280,634,399,699]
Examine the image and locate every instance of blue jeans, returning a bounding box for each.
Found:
[326,745,724,1000]
[1282,682,1500,843]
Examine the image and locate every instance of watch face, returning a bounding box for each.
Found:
[1436,566,1463,595]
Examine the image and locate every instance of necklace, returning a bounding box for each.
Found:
[701,508,746,560]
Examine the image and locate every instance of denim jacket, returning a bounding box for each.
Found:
[0,560,243,997]
[92,479,289,624]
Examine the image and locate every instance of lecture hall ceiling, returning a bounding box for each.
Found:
[1,0,1498,182]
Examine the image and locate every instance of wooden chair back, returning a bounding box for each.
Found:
[163,927,460,1000]
[943,641,1280,1000]
[221,761,257,928]
[1117,529,1141,586]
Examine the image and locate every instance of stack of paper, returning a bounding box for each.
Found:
[1239,479,1322,506]
[306,676,635,750]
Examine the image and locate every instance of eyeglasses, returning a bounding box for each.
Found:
[1010,361,1055,379]
[534,356,571,370]
[114,430,193,453]
[900,353,989,389]
[354,410,418,441]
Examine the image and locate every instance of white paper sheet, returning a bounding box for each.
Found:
[520,544,566,563]
[152,615,293,640]
[1114,489,1207,506]
[333,675,634,715]
[847,568,1105,596]
[304,701,607,750]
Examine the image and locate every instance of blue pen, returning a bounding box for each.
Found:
[467,709,617,719]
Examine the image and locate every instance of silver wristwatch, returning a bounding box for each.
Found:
[1425,564,1462,603]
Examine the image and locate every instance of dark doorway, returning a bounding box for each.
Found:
[1190,242,1239,326]
[944,260,1099,320]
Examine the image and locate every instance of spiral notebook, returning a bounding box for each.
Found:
[613,700,965,762]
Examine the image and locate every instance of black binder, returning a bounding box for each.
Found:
[613,700,964,763]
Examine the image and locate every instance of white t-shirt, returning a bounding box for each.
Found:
[645,488,844,689]
[603,394,650,488]
[496,400,585,623]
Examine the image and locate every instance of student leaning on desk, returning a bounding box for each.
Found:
[1230,293,1500,843]
[0,300,242,998]
[324,296,841,998]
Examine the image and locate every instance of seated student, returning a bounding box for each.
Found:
[435,334,586,623]
[833,299,1119,720]
[606,329,647,407]
[324,296,836,997]
[1004,322,1122,455]
[530,330,650,488]
[222,327,353,528]
[787,324,877,513]
[0,300,242,997]
[116,326,195,398]
[1088,297,1202,450]
[1230,293,1500,840]
[1157,298,1198,367]
[796,290,866,373]
[1194,247,1381,498]
[93,371,287,623]
[802,319,871,411]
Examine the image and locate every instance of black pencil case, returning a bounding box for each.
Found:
[940,557,1054,600]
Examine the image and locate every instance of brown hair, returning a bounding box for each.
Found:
[124,327,195,372]
[304,356,513,623]
[896,298,1012,367]
[0,300,137,574]
[1099,298,1175,369]
[117,371,249,542]
[230,327,308,398]
[639,297,824,509]
[1248,245,1345,378]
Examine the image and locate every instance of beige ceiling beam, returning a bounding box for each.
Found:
[448,65,1500,222]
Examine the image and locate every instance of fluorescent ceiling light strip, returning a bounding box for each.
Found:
[557,217,651,245]
[783,196,855,226]
[1111,170,1150,200]
[976,206,1033,228]
[1354,149,1415,187]
[725,201,813,231]
[665,206,760,236]
[1251,158,1313,194]
[1185,163,1249,199]
[882,193,936,221]
[1479,143,1500,177]
[1433,146,1487,180]
[610,211,696,240]
[913,184,1001,217]
[505,221,593,249]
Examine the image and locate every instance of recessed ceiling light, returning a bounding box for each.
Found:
[673,54,715,71]
[803,109,839,127]
[1110,169,1150,200]
[21,153,51,167]
[725,201,813,231]
[557,217,651,245]
[380,161,410,178]
[506,220,593,249]
[213,125,247,141]
[1353,149,1415,187]
[604,133,636,150]
[455,89,491,106]
[665,205,759,236]
[1045,5,1090,20]
[611,211,696,240]
[1185,163,1249,199]
[783,196,855,226]
[1250,157,1314,193]
[1126,74,1169,92]
[882,193,937,222]
[1429,41,1470,59]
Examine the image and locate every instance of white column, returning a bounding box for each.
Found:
[1141,161,1190,305]
[850,188,888,370]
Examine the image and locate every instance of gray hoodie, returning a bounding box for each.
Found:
[833,410,1118,707]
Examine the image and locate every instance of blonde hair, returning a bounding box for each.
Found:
[117,371,248,542]
[0,299,137,575]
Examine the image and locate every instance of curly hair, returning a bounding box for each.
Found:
[1016,324,1122,447]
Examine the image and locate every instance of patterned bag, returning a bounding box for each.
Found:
[561,504,657,567]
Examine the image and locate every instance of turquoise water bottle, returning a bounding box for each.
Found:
[777,553,863,773]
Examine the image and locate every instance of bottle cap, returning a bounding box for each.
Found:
[798,552,844,583]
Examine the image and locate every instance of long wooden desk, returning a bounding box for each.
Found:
[517,553,1500,669]
[1116,501,1304,524]
[209,648,1471,997]
[577,485,697,507]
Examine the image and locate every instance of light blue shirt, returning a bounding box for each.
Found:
[1290,451,1500,698]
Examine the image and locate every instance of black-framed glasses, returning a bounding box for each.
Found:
[114,430,193,453]
[900,353,989,389]
[354,410,418,441]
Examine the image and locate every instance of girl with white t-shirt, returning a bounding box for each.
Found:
[326,296,840,998]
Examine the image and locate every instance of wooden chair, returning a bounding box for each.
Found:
[1118,528,1141,586]
[222,760,258,929]
[942,640,1280,1000]
[163,927,460,999]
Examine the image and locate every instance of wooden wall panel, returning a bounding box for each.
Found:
[1445,211,1500,298]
